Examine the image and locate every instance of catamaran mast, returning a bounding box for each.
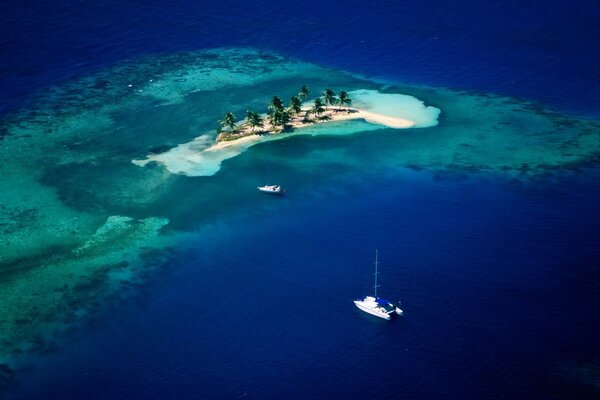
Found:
[374,249,380,298]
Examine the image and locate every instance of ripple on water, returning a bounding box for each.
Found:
[0,47,598,376]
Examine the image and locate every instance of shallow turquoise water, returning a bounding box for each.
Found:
[7,165,600,399]
[0,48,599,398]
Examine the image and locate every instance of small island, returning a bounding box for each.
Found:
[132,87,433,177]
[215,86,415,144]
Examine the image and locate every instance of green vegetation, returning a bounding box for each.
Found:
[2,47,599,376]
[298,85,310,101]
[268,95,289,131]
[219,112,237,132]
[268,109,291,130]
[338,91,351,110]
[216,86,352,141]
[301,111,312,124]
[289,96,302,115]
[246,111,264,132]
[312,97,325,116]
[269,96,284,113]
[323,88,337,110]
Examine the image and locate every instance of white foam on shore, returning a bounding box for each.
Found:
[133,90,441,177]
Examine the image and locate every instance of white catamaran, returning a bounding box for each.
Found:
[354,250,403,320]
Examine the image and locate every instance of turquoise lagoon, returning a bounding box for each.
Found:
[0,48,599,373]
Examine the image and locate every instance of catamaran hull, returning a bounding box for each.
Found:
[354,301,391,320]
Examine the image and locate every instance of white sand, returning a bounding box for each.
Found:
[316,107,415,129]
[132,90,441,176]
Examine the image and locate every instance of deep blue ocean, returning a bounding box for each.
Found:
[2,0,599,117]
[2,1,599,399]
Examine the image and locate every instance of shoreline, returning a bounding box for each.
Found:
[132,105,416,173]
[214,105,415,147]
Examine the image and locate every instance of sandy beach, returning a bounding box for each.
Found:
[212,105,415,149]
[132,104,419,175]
[315,107,415,129]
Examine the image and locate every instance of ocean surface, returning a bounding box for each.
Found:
[8,170,600,400]
[2,0,599,118]
[1,1,599,399]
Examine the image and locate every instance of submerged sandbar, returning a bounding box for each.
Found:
[132,89,441,176]
[0,47,599,380]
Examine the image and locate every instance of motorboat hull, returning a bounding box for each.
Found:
[257,185,284,195]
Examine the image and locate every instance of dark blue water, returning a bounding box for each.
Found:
[2,1,600,399]
[2,0,599,117]
[7,171,600,399]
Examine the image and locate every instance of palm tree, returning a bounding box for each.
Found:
[220,112,236,131]
[312,98,324,116]
[338,91,351,110]
[280,109,292,127]
[298,85,309,101]
[268,109,291,130]
[289,96,302,115]
[301,111,311,124]
[246,110,264,132]
[268,96,284,113]
[323,88,337,110]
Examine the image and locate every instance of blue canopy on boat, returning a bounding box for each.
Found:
[376,297,392,306]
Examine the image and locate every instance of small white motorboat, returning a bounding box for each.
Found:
[257,185,284,194]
